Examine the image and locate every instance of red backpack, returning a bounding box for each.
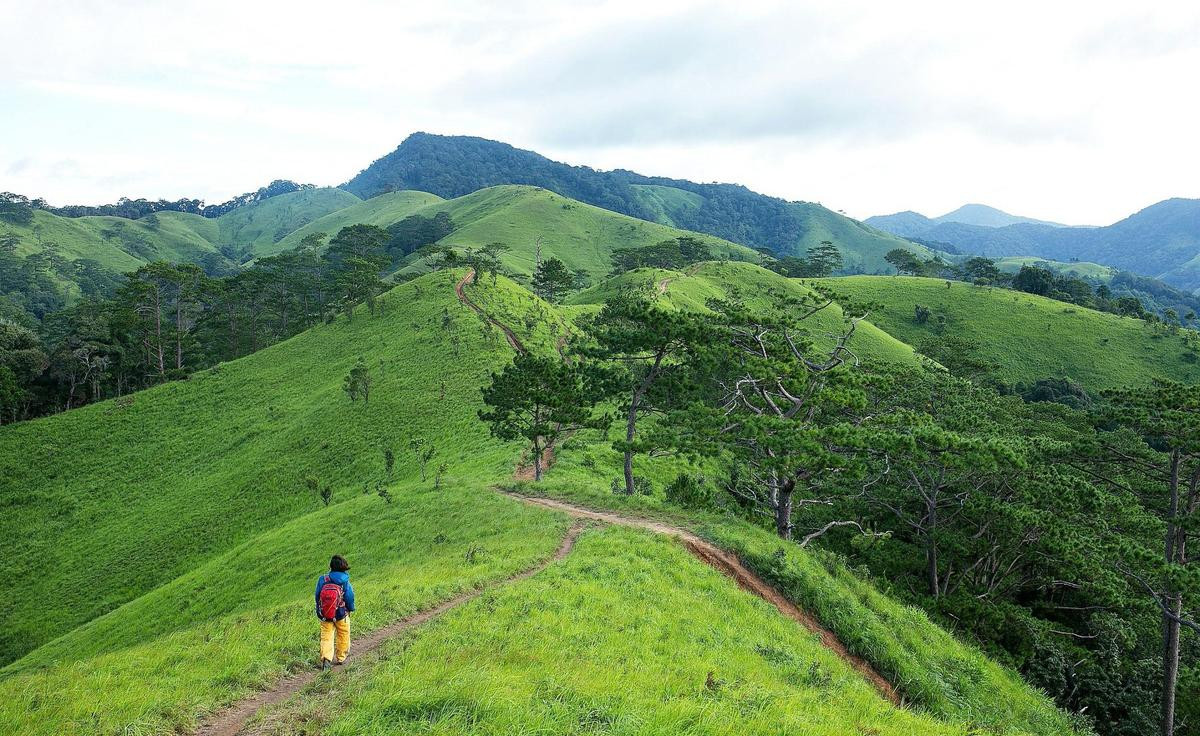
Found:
[318,575,345,621]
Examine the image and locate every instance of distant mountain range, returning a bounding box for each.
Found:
[865,204,1068,238]
[343,133,926,273]
[868,199,1200,291]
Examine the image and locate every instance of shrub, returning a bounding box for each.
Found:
[665,472,712,509]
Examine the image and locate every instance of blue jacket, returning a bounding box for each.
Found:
[314,570,355,621]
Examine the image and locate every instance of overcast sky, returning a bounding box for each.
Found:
[2,0,1198,225]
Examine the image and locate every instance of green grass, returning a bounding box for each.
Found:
[0,270,1081,735]
[271,190,445,255]
[395,185,762,281]
[0,488,566,736]
[214,187,362,254]
[629,183,705,228]
[818,275,1200,389]
[256,526,972,736]
[1,188,364,307]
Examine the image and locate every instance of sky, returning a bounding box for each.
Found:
[1,0,1198,225]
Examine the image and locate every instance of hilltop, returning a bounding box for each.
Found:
[343,132,929,272]
[820,275,1200,390]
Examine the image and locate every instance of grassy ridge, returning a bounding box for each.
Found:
[819,275,1200,389]
[397,185,763,280]
[569,261,922,367]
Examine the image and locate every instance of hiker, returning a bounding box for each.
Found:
[315,554,356,671]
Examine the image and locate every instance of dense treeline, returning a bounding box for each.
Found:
[484,288,1198,736]
[1,180,314,221]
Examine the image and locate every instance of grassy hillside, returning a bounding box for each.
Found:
[0,188,363,314]
[2,209,220,277]
[820,275,1200,389]
[271,190,445,254]
[0,270,526,665]
[569,261,922,367]
[0,270,1077,735]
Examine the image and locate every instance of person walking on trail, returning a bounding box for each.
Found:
[316,554,355,671]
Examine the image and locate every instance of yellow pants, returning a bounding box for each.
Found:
[319,617,350,663]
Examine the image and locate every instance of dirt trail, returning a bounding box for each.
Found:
[194,522,584,736]
[655,262,704,296]
[503,493,901,706]
[455,269,526,353]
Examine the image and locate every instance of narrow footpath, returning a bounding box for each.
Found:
[194,522,584,736]
[503,492,901,706]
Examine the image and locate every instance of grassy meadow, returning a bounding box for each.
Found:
[819,275,1200,389]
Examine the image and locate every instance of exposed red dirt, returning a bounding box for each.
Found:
[502,492,902,706]
[193,522,584,736]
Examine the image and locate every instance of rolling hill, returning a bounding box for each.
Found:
[819,275,1200,389]
[342,132,930,272]
[394,185,762,280]
[0,187,364,317]
[0,268,1079,736]
[569,261,922,366]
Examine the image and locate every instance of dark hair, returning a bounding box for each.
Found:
[330,554,350,572]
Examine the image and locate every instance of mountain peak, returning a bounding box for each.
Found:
[934,203,1066,228]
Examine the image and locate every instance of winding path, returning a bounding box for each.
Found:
[503,493,901,705]
[455,269,526,353]
[194,522,584,736]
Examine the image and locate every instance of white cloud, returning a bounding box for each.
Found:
[0,0,1197,224]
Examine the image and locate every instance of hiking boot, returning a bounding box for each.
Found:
[321,659,332,672]
[334,659,346,666]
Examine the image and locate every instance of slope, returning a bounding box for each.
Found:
[0,188,364,315]
[820,275,1200,389]
[0,270,527,666]
[270,190,445,255]
[0,271,1077,736]
[933,203,1066,228]
[568,260,922,367]
[341,132,929,270]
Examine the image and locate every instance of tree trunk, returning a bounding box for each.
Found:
[926,502,940,597]
[774,477,794,540]
[533,437,543,482]
[175,300,184,371]
[1162,450,1182,736]
[623,402,637,495]
[1162,592,1181,736]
